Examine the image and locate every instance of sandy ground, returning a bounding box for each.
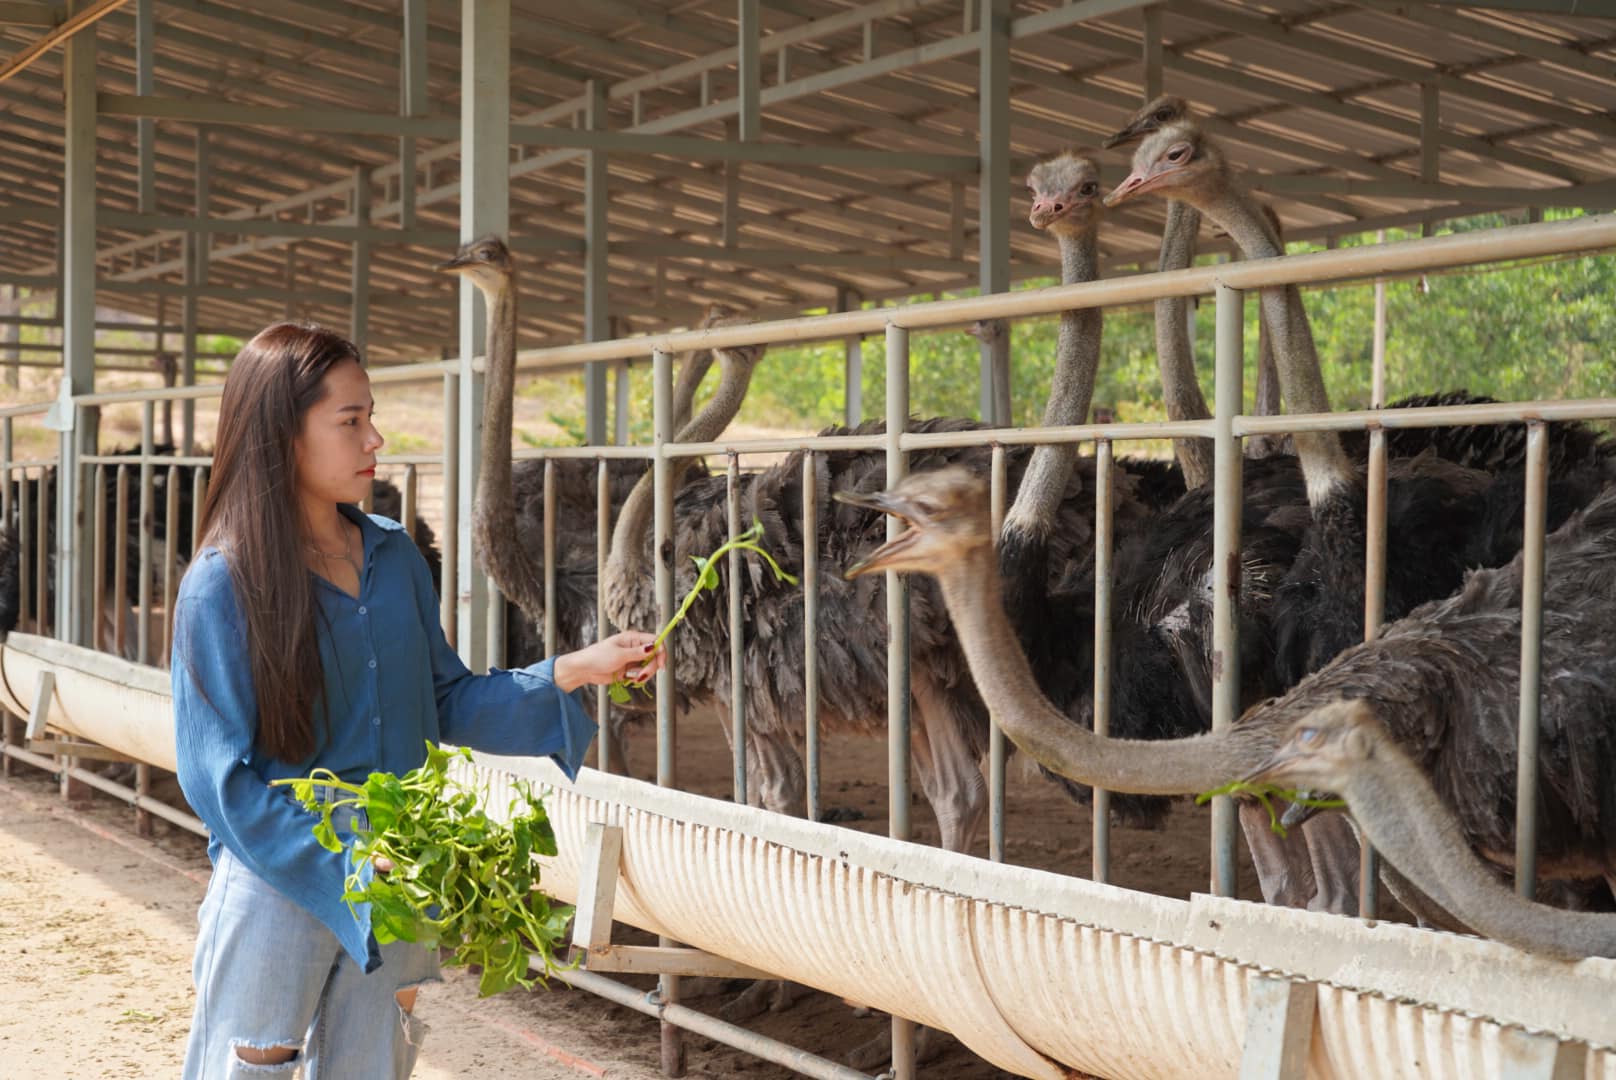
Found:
[0,712,1273,1080]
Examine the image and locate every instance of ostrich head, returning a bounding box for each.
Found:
[838,467,991,578]
[1026,152,1102,236]
[1101,94,1189,150]
[1241,699,1381,792]
[436,234,514,289]
[1104,122,1225,209]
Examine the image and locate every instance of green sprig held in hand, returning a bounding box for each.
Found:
[271,743,573,996]
[607,518,798,705]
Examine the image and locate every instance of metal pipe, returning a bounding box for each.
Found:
[18,467,30,633]
[190,466,207,561]
[138,402,153,665]
[551,967,874,1080]
[987,444,1006,863]
[1515,422,1549,900]
[92,465,106,656]
[1209,284,1244,899]
[1360,282,1390,918]
[163,464,179,666]
[441,371,459,646]
[651,345,682,1072]
[1092,438,1114,886]
[596,456,612,773]
[727,454,747,807]
[544,456,558,655]
[34,469,48,638]
[113,467,127,658]
[802,450,821,825]
[883,321,914,1078]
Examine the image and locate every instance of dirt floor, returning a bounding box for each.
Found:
[0,712,1271,1080]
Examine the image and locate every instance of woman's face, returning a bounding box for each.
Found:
[293,358,384,508]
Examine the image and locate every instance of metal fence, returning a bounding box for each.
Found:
[2,212,1614,1078]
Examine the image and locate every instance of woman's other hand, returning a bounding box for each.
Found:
[552,631,666,692]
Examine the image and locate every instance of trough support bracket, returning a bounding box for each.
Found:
[1498,1028,1588,1080]
[570,821,774,981]
[1238,974,1317,1080]
[24,669,53,740]
[24,737,133,764]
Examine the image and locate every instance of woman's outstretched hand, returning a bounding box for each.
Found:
[552,631,666,693]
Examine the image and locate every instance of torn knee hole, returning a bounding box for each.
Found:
[231,1042,300,1067]
[395,987,419,1013]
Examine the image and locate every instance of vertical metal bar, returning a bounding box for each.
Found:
[583,80,610,447]
[183,127,207,456]
[543,457,558,655]
[738,0,761,141]
[977,0,1011,428]
[1515,422,1548,900]
[138,402,154,666]
[1420,84,1440,183]
[722,125,741,249]
[987,443,1007,863]
[651,345,684,1078]
[401,464,418,540]
[1360,242,1390,918]
[486,572,507,670]
[455,0,510,668]
[884,322,914,1080]
[35,471,49,639]
[399,0,428,230]
[190,466,207,561]
[802,450,820,824]
[59,6,95,644]
[135,0,156,214]
[1210,284,1244,899]
[163,464,179,666]
[113,467,127,658]
[1142,5,1163,101]
[727,454,747,806]
[0,287,15,389]
[17,468,30,632]
[92,465,106,654]
[441,370,459,645]
[840,289,863,427]
[350,167,372,356]
[1,418,10,525]
[1092,438,1115,885]
[360,478,375,516]
[596,456,612,773]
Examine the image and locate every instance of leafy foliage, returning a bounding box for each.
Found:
[272,743,572,996]
[608,519,798,704]
[1195,779,1346,837]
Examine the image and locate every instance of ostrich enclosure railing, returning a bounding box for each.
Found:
[3,214,1616,1079]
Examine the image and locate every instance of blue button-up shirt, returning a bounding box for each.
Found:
[172,505,596,972]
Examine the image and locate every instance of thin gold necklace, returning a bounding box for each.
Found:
[306,522,360,579]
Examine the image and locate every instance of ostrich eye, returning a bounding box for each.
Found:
[1166,146,1188,163]
[1296,727,1321,746]
[1079,181,1097,196]
[1155,109,1172,121]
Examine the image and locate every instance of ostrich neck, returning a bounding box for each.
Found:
[1155,200,1212,488]
[1003,225,1100,540]
[607,353,757,590]
[938,543,1257,793]
[1340,742,1616,961]
[470,276,547,623]
[1196,183,1354,506]
[671,348,714,433]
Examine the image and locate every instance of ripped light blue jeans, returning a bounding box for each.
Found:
[182,807,440,1078]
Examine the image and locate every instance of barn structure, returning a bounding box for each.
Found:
[2,1,1616,1077]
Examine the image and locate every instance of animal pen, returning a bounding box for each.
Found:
[2,1,1616,1078]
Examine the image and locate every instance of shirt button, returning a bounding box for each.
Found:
[369,659,377,669]
[358,606,368,615]
[371,717,381,726]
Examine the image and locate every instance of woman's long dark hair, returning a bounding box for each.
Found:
[194,323,361,763]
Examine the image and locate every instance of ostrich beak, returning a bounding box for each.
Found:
[1100,119,1150,151]
[1279,796,1321,830]
[1239,745,1300,789]
[435,252,473,273]
[1104,162,1177,208]
[835,489,923,579]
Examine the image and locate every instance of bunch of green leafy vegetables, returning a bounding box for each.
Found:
[272,743,572,996]
[608,519,798,705]
[1195,779,1345,838]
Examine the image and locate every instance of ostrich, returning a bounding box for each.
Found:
[847,465,1616,932]
[1248,699,1616,961]
[153,352,178,448]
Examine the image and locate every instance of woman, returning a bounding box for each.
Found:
[173,322,661,1078]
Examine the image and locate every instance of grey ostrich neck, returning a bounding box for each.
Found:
[1194,182,1354,505]
[671,348,714,433]
[470,270,547,624]
[1337,733,1616,961]
[1156,200,1212,488]
[606,349,757,607]
[1003,221,1101,541]
[940,540,1257,793]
